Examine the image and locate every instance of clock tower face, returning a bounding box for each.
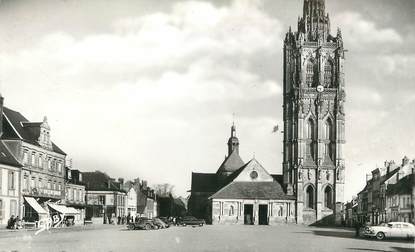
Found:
[317,85,324,93]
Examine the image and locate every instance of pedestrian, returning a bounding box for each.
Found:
[135,215,139,223]
[15,216,22,229]
[6,215,14,229]
[354,221,361,237]
[117,216,121,225]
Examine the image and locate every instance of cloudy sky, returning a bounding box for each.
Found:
[0,0,414,200]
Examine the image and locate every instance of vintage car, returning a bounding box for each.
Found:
[177,216,206,227]
[364,222,415,240]
[152,218,169,229]
[127,218,157,230]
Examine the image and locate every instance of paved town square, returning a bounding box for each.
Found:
[0,225,413,252]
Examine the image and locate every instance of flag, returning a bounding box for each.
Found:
[272,125,279,133]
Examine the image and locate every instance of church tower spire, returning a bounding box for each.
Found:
[227,122,239,156]
[300,0,331,42]
[283,0,345,225]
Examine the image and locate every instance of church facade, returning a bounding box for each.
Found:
[282,0,346,225]
[188,125,295,225]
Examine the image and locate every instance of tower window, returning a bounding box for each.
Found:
[306,60,315,87]
[324,186,333,209]
[324,61,333,87]
[306,119,315,140]
[306,185,315,209]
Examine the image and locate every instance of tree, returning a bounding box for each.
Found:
[153,183,175,197]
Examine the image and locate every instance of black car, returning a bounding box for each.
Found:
[127,218,157,230]
[177,216,206,227]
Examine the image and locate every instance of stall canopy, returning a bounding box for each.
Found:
[48,204,80,215]
[24,197,48,215]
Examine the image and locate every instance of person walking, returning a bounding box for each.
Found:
[354,221,361,237]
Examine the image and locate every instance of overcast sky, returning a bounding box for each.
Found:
[0,0,414,200]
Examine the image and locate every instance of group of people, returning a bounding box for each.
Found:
[117,214,140,225]
[6,215,22,230]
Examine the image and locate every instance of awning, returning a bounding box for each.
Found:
[24,197,48,215]
[48,204,80,215]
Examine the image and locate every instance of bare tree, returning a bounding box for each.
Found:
[153,183,175,197]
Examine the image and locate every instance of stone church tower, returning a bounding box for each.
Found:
[282,0,346,224]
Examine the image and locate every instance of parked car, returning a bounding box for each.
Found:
[177,216,206,227]
[127,218,157,230]
[158,217,174,226]
[152,218,169,229]
[364,222,415,240]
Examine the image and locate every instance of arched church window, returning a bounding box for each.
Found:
[306,185,315,209]
[324,61,333,87]
[324,186,333,209]
[306,119,315,140]
[306,60,315,87]
[229,205,234,216]
[324,119,333,140]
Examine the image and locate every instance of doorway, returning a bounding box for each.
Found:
[244,204,254,225]
[258,205,268,225]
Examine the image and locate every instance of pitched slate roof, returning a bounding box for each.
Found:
[191,173,219,193]
[386,174,414,196]
[216,150,245,174]
[83,171,125,192]
[210,181,296,200]
[0,141,22,167]
[2,107,66,155]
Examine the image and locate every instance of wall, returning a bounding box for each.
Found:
[0,165,20,226]
[211,199,296,225]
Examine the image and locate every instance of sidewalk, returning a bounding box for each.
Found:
[0,223,123,236]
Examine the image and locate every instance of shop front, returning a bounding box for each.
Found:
[47,204,80,227]
[23,197,48,227]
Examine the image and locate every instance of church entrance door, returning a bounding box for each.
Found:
[244,204,254,225]
[258,205,268,225]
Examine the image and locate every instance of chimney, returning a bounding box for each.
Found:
[142,180,147,188]
[0,94,4,137]
[118,178,124,185]
[402,156,410,166]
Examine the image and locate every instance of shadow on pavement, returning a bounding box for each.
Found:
[390,247,415,252]
[346,248,391,252]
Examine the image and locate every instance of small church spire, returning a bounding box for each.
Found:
[227,121,239,156]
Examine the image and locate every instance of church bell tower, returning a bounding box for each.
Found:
[282,0,346,225]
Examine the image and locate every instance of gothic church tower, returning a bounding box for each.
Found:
[283,0,346,224]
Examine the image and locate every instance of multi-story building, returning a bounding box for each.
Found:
[0,96,66,222]
[83,171,126,224]
[122,180,138,218]
[351,157,414,225]
[65,168,86,224]
[0,140,22,227]
[386,173,414,223]
[282,0,346,225]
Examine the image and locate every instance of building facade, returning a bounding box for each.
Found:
[189,124,295,225]
[0,96,67,222]
[349,157,414,225]
[64,168,86,224]
[282,0,346,225]
[83,171,126,224]
[0,141,22,226]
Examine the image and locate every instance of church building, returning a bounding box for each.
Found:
[189,124,296,225]
[282,0,346,225]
